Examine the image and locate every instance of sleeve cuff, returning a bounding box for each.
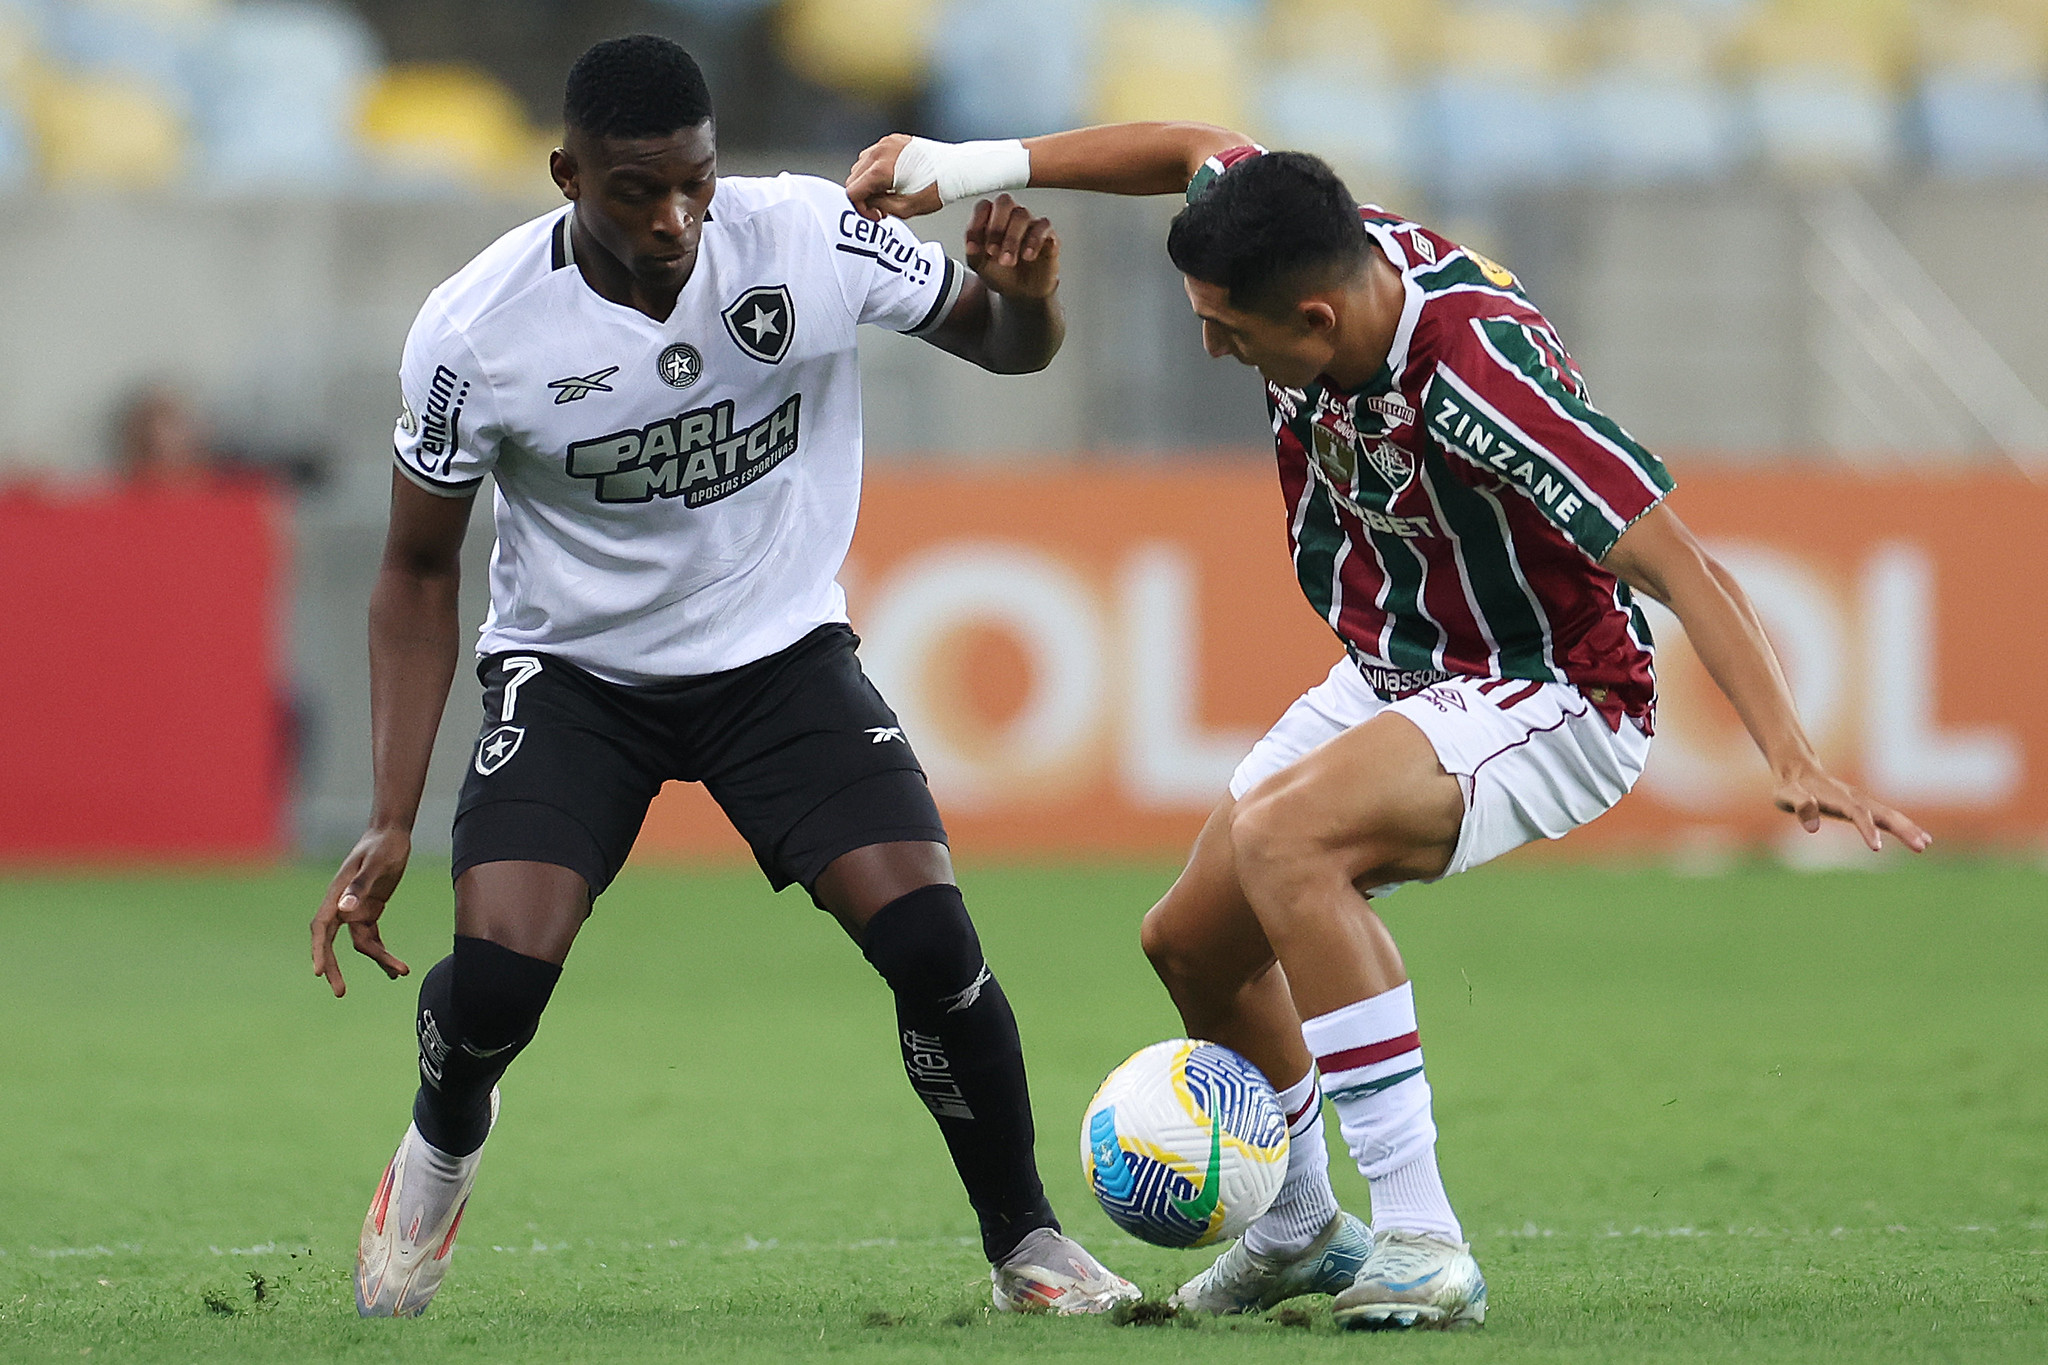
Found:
[394,449,484,498]
[902,256,965,338]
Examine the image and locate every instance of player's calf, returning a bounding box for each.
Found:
[413,935,561,1155]
[861,883,1058,1263]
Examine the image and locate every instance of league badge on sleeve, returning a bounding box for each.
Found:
[722,285,794,364]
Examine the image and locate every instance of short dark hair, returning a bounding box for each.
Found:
[1167,152,1370,317]
[564,35,713,139]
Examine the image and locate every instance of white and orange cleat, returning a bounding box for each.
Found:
[354,1090,499,1318]
[990,1227,1143,1314]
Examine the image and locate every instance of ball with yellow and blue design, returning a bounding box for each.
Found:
[1080,1039,1290,1248]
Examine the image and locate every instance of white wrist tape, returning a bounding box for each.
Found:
[890,137,1031,206]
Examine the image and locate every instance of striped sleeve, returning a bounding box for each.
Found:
[392,299,500,498]
[1185,143,1266,203]
[1423,315,1674,560]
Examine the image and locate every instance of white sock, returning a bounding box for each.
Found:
[392,1123,476,1247]
[1301,982,1463,1242]
[1368,1148,1462,1244]
[1242,1068,1342,1258]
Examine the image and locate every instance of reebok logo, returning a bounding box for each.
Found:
[547,366,619,404]
[940,963,991,1014]
[865,726,905,744]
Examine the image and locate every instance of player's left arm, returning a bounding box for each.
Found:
[1605,504,1932,853]
[919,193,1064,374]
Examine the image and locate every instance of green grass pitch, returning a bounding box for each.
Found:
[1,857,2043,1362]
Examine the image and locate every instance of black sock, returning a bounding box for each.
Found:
[413,935,561,1156]
[861,884,1058,1263]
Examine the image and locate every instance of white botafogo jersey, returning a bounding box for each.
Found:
[393,173,964,682]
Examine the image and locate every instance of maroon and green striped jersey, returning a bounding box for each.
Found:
[1191,148,1674,728]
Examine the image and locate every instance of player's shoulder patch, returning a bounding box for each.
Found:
[1185,144,1266,203]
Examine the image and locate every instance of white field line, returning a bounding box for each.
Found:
[7,1223,2042,1262]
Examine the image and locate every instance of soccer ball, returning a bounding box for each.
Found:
[1080,1039,1289,1248]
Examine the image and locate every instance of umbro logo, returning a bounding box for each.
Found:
[865,726,905,744]
[547,366,618,404]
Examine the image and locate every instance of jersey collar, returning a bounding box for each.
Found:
[1361,215,1425,389]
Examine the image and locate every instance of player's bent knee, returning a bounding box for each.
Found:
[1231,775,1446,898]
[860,883,985,1001]
[451,935,561,1050]
[1139,899,1207,991]
[1228,785,1340,887]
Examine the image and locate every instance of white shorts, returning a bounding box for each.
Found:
[1228,659,1652,892]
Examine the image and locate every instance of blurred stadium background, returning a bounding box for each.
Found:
[2,0,2046,865]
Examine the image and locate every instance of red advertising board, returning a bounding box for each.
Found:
[0,484,286,860]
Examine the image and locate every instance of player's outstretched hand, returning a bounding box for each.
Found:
[311,826,413,997]
[1772,760,1931,854]
[845,134,940,221]
[964,194,1058,301]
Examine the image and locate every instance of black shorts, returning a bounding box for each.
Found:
[451,624,946,898]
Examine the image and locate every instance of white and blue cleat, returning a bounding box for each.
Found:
[1169,1210,1373,1314]
[1330,1228,1486,1329]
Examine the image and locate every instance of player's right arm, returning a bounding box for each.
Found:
[313,300,501,997]
[845,123,1253,221]
[311,473,476,996]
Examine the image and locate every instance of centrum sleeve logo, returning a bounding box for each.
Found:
[566,394,802,506]
[415,365,469,474]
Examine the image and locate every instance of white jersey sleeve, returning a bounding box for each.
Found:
[393,299,505,498]
[783,175,964,337]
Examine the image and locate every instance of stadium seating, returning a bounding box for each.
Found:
[1423,1,1584,198]
[928,0,1092,138]
[0,96,28,187]
[1738,0,1908,171]
[28,66,185,184]
[1920,72,2048,172]
[0,0,2046,194]
[1090,1,1257,130]
[355,62,546,192]
[779,0,937,100]
[192,1,378,189]
[44,0,203,112]
[1259,61,1421,190]
[1580,1,1745,182]
[1580,74,1746,182]
[1915,5,2048,173]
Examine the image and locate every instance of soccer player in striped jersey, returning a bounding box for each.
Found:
[847,126,1930,1329]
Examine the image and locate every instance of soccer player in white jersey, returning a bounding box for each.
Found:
[307,37,1140,1320]
[848,125,1931,1329]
